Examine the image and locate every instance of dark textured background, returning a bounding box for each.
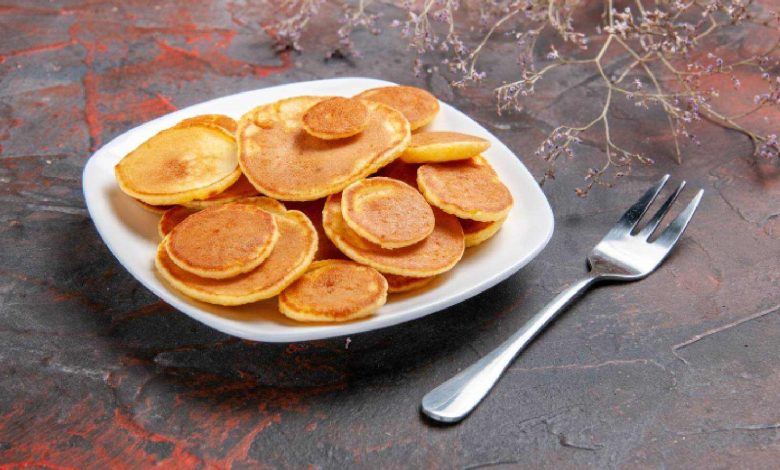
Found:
[1,1,779,468]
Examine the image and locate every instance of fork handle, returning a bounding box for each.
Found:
[421,275,599,423]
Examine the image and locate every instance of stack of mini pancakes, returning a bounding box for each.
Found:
[115,86,513,323]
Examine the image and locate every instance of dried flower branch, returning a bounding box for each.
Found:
[266,0,780,196]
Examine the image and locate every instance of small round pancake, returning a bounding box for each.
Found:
[323,193,464,277]
[355,86,439,130]
[400,131,490,163]
[176,114,238,136]
[155,210,317,306]
[158,206,198,238]
[116,125,241,205]
[238,96,410,201]
[460,216,506,248]
[302,97,369,140]
[279,260,388,322]
[285,200,345,261]
[135,199,173,214]
[341,177,434,249]
[383,273,436,294]
[417,156,513,222]
[182,175,260,210]
[166,203,279,279]
[377,159,420,188]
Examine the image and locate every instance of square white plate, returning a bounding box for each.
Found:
[83,77,554,342]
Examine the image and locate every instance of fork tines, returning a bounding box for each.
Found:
[617,174,703,247]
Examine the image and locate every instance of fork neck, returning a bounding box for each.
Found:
[554,274,601,309]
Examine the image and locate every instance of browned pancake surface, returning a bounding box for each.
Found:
[285,199,345,261]
[341,177,434,248]
[302,97,368,139]
[115,125,239,204]
[377,159,421,188]
[417,156,513,221]
[166,203,278,278]
[356,86,439,130]
[158,206,198,238]
[383,273,435,293]
[279,260,387,321]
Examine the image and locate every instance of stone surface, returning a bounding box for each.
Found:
[1,2,779,468]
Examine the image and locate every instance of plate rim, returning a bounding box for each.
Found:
[83,77,554,342]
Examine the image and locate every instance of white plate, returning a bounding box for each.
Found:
[83,77,554,342]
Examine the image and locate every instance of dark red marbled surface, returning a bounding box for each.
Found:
[1,1,779,468]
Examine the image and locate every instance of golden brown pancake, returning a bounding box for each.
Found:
[323,193,464,277]
[383,273,436,293]
[166,203,279,279]
[302,97,369,140]
[155,210,317,305]
[285,199,345,261]
[238,96,410,201]
[400,131,490,163]
[417,156,513,222]
[355,86,439,130]
[279,260,388,322]
[182,174,260,210]
[158,206,198,238]
[116,125,241,205]
[460,216,506,248]
[341,177,434,249]
[377,159,420,188]
[175,114,238,136]
[135,199,173,214]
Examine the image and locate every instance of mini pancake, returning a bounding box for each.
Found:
[156,210,317,306]
[460,216,506,248]
[323,193,464,277]
[285,199,345,261]
[417,156,513,222]
[341,177,434,249]
[302,97,368,140]
[158,206,198,238]
[377,159,420,188]
[383,273,436,294]
[182,174,260,210]
[279,260,388,322]
[175,114,238,136]
[238,96,410,201]
[400,131,490,163]
[166,203,279,279]
[116,125,241,205]
[135,199,173,214]
[355,86,439,130]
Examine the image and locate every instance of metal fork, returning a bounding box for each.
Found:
[422,174,703,423]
